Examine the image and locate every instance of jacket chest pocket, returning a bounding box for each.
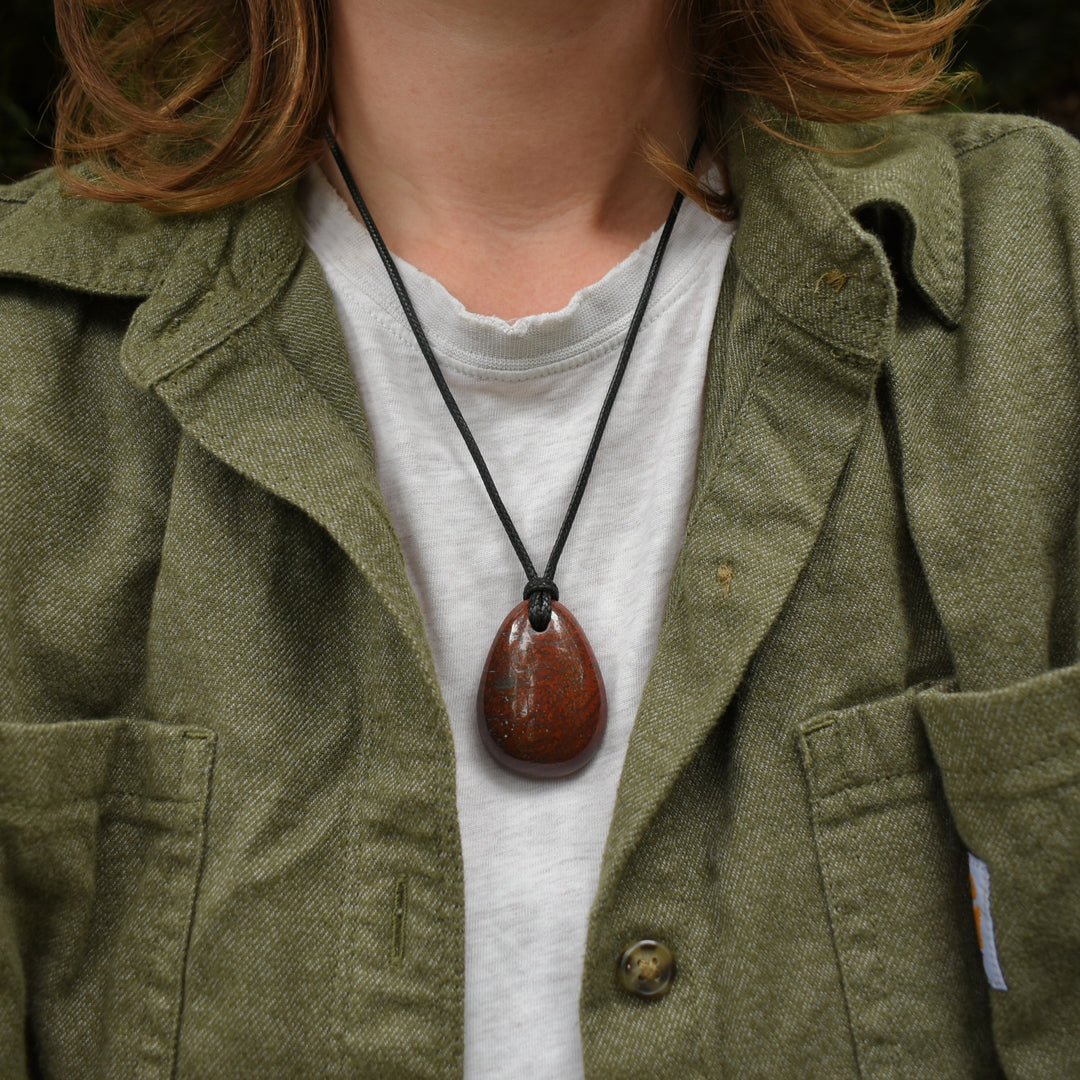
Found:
[797,689,1002,1080]
[0,719,215,1080]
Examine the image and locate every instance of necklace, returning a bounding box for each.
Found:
[327,130,698,777]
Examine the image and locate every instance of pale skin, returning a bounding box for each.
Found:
[325,0,699,320]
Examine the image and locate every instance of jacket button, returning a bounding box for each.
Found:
[617,939,675,998]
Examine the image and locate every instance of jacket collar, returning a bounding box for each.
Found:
[0,111,968,668]
[0,101,964,367]
[724,98,965,332]
[0,169,308,385]
[0,101,964,335]
[0,102,969,733]
[0,169,195,298]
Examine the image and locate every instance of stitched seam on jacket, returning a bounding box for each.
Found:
[801,763,879,1080]
[142,257,300,385]
[0,791,208,809]
[954,122,1058,159]
[810,766,934,799]
[833,735,903,1079]
[171,732,217,1080]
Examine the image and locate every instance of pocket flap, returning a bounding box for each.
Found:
[919,662,1080,798]
[797,682,949,805]
[0,719,215,808]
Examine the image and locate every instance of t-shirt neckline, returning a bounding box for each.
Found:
[300,164,732,380]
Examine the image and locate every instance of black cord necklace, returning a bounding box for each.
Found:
[327,129,699,777]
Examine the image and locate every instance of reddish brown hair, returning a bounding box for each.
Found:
[54,0,980,214]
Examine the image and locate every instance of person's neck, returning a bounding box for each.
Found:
[326,0,698,319]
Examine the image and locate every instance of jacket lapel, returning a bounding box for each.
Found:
[593,103,943,917]
[112,185,439,689]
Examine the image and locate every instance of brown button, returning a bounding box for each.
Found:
[617,939,675,998]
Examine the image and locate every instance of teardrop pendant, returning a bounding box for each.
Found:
[478,601,607,777]
[328,136,696,781]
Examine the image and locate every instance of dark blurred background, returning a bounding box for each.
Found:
[1,0,1078,182]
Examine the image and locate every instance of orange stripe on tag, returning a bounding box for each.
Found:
[969,872,984,949]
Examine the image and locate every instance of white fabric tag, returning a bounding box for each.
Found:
[968,852,1008,991]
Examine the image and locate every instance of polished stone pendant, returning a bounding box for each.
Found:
[478,600,607,777]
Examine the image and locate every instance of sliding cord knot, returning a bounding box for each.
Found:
[523,578,559,632]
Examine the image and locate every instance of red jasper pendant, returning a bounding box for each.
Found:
[478,600,607,777]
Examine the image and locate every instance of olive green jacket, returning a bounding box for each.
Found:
[1,106,1078,1080]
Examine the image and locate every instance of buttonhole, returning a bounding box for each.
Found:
[392,880,408,961]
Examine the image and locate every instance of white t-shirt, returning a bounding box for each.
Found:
[301,168,734,1079]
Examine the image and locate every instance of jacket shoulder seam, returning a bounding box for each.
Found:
[954,119,1073,159]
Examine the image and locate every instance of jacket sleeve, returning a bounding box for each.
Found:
[893,120,1080,1078]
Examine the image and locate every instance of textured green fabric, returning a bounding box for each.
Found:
[0,102,1078,1078]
